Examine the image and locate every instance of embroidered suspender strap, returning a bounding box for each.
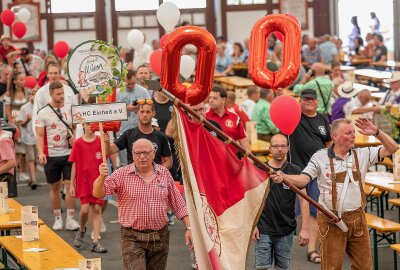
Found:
[352,150,366,208]
[329,157,337,211]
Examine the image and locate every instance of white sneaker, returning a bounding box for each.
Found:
[65,218,80,231]
[52,218,63,231]
[100,219,106,233]
[19,172,30,182]
[91,231,101,240]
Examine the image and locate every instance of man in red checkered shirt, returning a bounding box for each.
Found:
[93,138,192,269]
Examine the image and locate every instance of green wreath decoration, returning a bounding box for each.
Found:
[90,40,127,101]
[382,108,400,139]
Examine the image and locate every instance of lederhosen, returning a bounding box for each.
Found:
[328,149,367,212]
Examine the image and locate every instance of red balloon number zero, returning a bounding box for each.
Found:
[248,14,302,90]
[161,26,216,106]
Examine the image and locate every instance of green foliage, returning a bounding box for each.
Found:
[90,40,127,102]
[382,109,400,139]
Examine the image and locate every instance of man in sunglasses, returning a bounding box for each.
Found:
[253,133,309,270]
[116,70,150,166]
[93,138,192,269]
[105,100,172,169]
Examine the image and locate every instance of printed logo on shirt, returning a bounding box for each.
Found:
[169,106,173,112]
[95,152,102,160]
[225,119,234,128]
[282,183,290,189]
[51,123,57,129]
[152,142,158,152]
[53,134,61,142]
[318,126,327,135]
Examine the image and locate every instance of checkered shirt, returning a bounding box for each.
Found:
[104,163,188,230]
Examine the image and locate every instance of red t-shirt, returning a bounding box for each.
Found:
[68,136,103,198]
[206,108,246,141]
[229,104,250,126]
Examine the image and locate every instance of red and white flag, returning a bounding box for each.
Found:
[174,108,269,270]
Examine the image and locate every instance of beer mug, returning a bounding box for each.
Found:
[391,104,400,117]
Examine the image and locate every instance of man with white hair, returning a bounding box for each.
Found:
[381,72,400,104]
[271,118,398,269]
[344,89,381,120]
[93,138,192,269]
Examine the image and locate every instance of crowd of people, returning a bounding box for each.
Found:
[0,10,398,268]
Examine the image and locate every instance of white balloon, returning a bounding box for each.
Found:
[17,8,31,23]
[180,55,196,80]
[127,29,144,50]
[157,2,180,32]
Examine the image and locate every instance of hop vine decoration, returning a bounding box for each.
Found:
[382,109,400,139]
[90,40,127,101]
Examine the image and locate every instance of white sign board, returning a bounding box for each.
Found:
[22,205,39,242]
[71,102,128,124]
[67,40,122,97]
[79,258,101,270]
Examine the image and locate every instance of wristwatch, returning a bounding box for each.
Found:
[186,227,191,231]
[374,129,380,137]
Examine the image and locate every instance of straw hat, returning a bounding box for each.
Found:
[337,81,358,98]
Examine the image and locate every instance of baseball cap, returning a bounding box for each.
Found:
[300,89,317,99]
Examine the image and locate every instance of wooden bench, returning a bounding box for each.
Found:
[0,225,84,270]
[365,212,400,270]
[388,198,400,222]
[364,184,384,215]
[376,157,393,171]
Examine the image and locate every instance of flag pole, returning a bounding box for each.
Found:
[156,86,341,224]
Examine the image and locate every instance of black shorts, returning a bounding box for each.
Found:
[44,155,72,184]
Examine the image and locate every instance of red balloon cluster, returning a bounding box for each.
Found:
[1,9,27,39]
[24,76,37,89]
[270,95,301,135]
[161,26,216,105]
[248,14,302,90]
[53,41,70,58]
[0,9,15,26]
[12,22,27,39]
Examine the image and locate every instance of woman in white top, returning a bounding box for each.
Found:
[4,70,29,181]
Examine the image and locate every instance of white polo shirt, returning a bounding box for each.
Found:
[302,145,382,212]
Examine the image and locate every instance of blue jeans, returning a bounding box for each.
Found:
[255,233,293,270]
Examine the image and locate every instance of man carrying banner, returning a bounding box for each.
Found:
[253,133,309,270]
[206,86,249,152]
[93,138,192,269]
[271,118,398,269]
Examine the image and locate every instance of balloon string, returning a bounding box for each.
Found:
[288,134,291,164]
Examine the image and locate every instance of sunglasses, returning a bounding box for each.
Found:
[136,99,153,105]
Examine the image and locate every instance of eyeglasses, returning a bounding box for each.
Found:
[136,99,153,105]
[133,151,153,158]
[270,144,288,149]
